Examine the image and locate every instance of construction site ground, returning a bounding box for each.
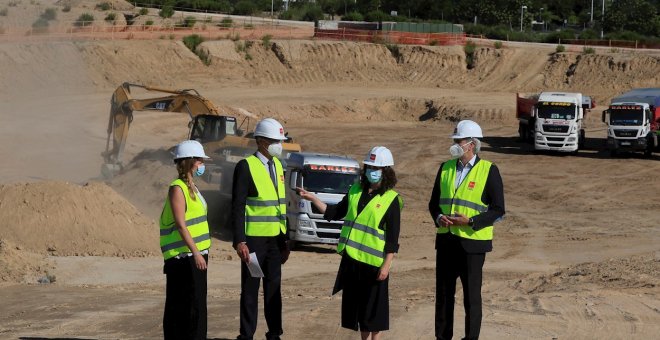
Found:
[1,3,660,339]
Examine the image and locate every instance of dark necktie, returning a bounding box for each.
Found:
[267,160,277,188]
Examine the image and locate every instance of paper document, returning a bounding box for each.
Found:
[247,252,264,278]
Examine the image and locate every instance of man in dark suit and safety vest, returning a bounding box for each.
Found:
[232,118,290,340]
[428,120,505,340]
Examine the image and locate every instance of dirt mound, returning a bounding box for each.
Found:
[0,239,54,283]
[513,254,659,293]
[0,181,159,257]
[107,148,175,219]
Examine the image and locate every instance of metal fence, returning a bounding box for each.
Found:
[314,28,466,46]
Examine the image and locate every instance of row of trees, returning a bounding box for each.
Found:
[136,0,660,39]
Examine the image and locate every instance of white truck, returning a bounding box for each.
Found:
[285,152,360,244]
[517,92,590,153]
[602,88,660,157]
[285,152,360,247]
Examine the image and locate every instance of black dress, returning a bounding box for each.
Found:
[324,185,401,332]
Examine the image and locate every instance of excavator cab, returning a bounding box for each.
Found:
[189,115,240,143]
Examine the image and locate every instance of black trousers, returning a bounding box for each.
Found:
[163,254,208,340]
[435,236,485,340]
[239,236,283,340]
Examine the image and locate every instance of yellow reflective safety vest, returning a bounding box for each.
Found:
[159,179,211,260]
[437,158,493,240]
[245,155,286,237]
[337,183,402,267]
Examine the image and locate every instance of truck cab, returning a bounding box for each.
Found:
[285,152,360,246]
[602,103,657,156]
[602,88,660,157]
[533,92,586,152]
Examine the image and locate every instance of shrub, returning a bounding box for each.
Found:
[244,23,254,29]
[228,32,240,41]
[75,13,94,27]
[494,41,503,49]
[245,52,252,61]
[160,5,174,18]
[169,34,175,40]
[32,17,49,32]
[244,40,253,49]
[610,47,620,53]
[364,10,389,23]
[138,8,148,16]
[429,39,438,46]
[41,8,56,20]
[385,43,402,62]
[62,5,71,12]
[555,44,566,53]
[233,0,257,16]
[145,20,154,26]
[105,12,116,22]
[219,17,233,28]
[342,11,363,22]
[464,41,477,69]
[0,8,8,16]
[8,1,18,7]
[204,16,212,23]
[261,34,272,48]
[183,34,204,51]
[96,2,111,11]
[183,16,196,28]
[582,46,595,54]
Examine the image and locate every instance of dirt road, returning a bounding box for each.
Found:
[0,12,659,339]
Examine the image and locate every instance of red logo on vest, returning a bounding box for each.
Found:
[468,181,476,190]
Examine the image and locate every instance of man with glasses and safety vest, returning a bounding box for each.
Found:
[428,120,505,340]
[231,118,290,340]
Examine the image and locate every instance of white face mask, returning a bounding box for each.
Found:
[267,142,283,158]
[449,141,472,159]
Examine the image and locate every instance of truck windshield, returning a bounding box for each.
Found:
[537,102,577,120]
[609,108,644,126]
[303,167,359,194]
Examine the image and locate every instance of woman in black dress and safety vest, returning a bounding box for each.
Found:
[298,146,402,340]
[160,140,212,340]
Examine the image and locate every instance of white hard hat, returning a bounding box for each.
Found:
[173,140,210,160]
[451,120,483,139]
[254,118,287,140]
[363,146,394,167]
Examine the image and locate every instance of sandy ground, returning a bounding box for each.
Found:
[1,4,659,339]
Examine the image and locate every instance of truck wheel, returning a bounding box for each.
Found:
[644,148,652,158]
[610,149,618,157]
[578,130,586,149]
[518,123,526,141]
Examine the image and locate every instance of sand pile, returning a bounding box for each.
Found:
[107,148,175,219]
[0,238,54,283]
[513,254,660,294]
[0,181,159,257]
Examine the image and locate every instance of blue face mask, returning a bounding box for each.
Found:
[365,168,382,184]
[194,164,205,177]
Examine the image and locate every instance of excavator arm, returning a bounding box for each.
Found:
[101,82,301,180]
[102,82,226,177]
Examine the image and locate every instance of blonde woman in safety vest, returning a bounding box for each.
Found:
[428,120,505,340]
[160,140,211,340]
[298,146,402,340]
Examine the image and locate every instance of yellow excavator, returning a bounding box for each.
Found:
[102,82,301,195]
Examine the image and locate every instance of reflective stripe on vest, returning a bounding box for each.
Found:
[159,179,211,260]
[437,159,493,240]
[245,155,287,237]
[337,183,402,267]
